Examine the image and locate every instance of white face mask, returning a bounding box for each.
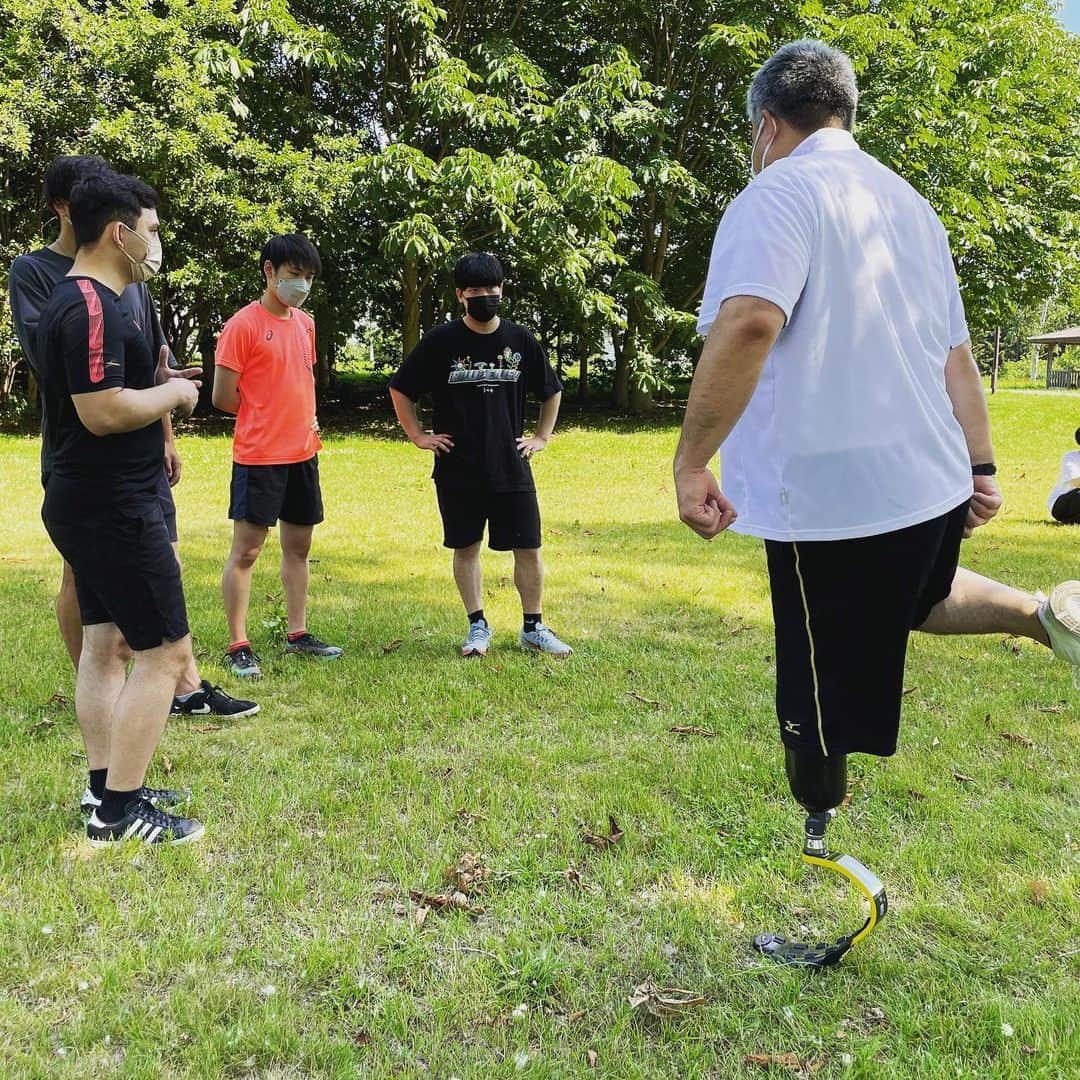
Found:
[118,223,162,283]
[275,276,312,308]
[750,116,777,177]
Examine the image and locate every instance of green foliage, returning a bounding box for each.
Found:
[0,0,1077,409]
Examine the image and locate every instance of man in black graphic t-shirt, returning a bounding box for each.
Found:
[390,252,572,658]
[37,171,205,846]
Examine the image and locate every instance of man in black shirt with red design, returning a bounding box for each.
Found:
[8,155,257,725]
[37,171,205,845]
[390,252,572,658]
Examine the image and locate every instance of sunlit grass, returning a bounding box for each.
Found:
[1,390,1077,1078]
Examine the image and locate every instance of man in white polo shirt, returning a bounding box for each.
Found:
[674,39,1080,966]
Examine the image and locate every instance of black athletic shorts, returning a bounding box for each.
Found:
[435,484,542,550]
[156,468,178,543]
[229,456,324,526]
[41,488,189,651]
[44,468,177,543]
[764,500,969,759]
[1051,489,1080,524]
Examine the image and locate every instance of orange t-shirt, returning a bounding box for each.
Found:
[215,300,323,465]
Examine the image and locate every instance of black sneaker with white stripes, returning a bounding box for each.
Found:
[171,680,260,718]
[80,784,191,816]
[86,798,205,846]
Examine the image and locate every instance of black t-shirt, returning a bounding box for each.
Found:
[36,276,164,502]
[7,247,172,478]
[389,318,563,492]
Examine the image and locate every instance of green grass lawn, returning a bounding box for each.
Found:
[1,391,1078,1079]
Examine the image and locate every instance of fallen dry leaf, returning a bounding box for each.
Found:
[907,789,927,801]
[454,807,487,825]
[443,852,491,895]
[409,890,485,917]
[353,1031,374,1047]
[581,815,624,851]
[864,1006,887,1025]
[669,725,717,738]
[1029,880,1049,906]
[586,1049,598,1068]
[561,866,597,893]
[1036,705,1063,714]
[902,686,917,696]
[191,724,221,734]
[564,1009,587,1023]
[953,772,976,785]
[1000,731,1035,748]
[44,691,71,707]
[628,981,707,1017]
[627,691,661,708]
[381,639,404,654]
[161,755,173,776]
[413,905,430,928]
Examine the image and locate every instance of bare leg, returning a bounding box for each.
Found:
[105,635,192,791]
[917,567,1049,646]
[77,624,133,771]
[513,547,544,613]
[452,542,483,613]
[279,522,314,635]
[222,521,269,644]
[171,541,201,694]
[57,560,83,671]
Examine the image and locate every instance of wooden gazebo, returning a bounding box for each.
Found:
[1028,326,1080,389]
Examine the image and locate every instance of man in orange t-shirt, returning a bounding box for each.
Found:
[213,233,342,678]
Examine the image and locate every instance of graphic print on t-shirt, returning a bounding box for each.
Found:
[448,345,522,393]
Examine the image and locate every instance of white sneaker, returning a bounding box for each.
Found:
[461,621,493,658]
[519,623,573,657]
[1037,581,1080,674]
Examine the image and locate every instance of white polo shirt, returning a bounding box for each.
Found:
[698,127,974,542]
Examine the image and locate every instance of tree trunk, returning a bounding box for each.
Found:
[613,322,633,410]
[990,326,1001,394]
[578,348,589,402]
[402,257,421,358]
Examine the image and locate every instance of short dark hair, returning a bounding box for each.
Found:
[453,252,504,289]
[69,172,157,249]
[1075,427,1080,447]
[118,173,159,211]
[747,40,859,133]
[260,233,322,277]
[42,155,112,209]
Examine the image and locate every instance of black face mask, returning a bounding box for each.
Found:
[465,294,501,322]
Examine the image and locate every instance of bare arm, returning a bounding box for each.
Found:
[518,391,562,457]
[944,340,1001,536]
[944,341,994,465]
[674,296,785,538]
[73,381,196,437]
[389,386,453,454]
[212,365,242,415]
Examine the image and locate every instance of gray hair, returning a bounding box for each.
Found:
[747,40,858,132]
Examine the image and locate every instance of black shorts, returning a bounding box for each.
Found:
[42,490,189,651]
[229,456,324,527]
[156,468,178,543]
[764,500,969,759]
[1051,489,1080,524]
[435,484,542,550]
[45,468,177,543]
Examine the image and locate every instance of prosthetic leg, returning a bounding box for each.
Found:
[753,749,888,967]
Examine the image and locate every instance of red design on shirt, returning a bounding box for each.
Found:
[76,279,105,383]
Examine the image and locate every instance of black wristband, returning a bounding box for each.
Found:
[972,463,997,476]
